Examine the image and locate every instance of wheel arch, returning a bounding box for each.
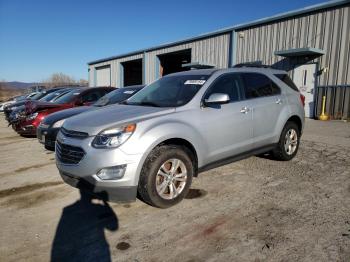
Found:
[156,138,199,176]
[286,115,303,134]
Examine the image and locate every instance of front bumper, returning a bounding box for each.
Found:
[37,126,59,150]
[13,123,37,136]
[60,171,137,202]
[55,132,143,203]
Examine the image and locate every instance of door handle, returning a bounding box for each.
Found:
[275,98,282,104]
[240,106,250,114]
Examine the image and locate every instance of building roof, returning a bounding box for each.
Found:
[88,0,349,65]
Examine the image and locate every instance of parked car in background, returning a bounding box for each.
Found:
[0,94,33,112]
[12,87,115,136]
[6,88,74,125]
[56,66,305,208]
[37,85,144,150]
[3,87,74,121]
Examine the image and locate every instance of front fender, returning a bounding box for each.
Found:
[120,119,207,182]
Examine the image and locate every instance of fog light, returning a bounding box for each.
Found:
[96,165,126,180]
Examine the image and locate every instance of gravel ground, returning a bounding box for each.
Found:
[0,116,349,262]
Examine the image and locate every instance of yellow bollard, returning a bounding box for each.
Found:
[319,95,329,121]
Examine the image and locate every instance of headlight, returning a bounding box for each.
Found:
[52,119,66,128]
[92,123,136,148]
[26,112,38,120]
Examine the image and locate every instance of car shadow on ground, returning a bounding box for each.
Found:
[256,152,277,161]
[51,189,118,262]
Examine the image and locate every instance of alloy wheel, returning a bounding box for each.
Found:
[156,158,187,200]
[284,128,298,155]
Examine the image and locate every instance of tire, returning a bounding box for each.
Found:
[137,145,194,208]
[45,144,55,151]
[273,121,300,161]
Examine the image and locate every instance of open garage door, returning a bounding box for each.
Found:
[96,65,111,86]
[158,49,191,77]
[122,59,143,86]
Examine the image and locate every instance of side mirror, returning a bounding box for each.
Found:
[204,93,230,106]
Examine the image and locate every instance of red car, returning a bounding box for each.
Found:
[13,87,115,136]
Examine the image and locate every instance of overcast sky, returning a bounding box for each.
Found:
[0,0,325,82]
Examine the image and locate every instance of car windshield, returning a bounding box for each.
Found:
[54,89,82,104]
[14,95,26,101]
[30,92,46,100]
[38,92,59,102]
[126,75,209,107]
[94,87,141,107]
[39,90,69,102]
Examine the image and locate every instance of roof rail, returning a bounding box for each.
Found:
[233,63,271,68]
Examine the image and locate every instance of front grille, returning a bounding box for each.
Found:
[56,141,85,164]
[61,127,89,139]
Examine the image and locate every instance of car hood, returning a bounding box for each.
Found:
[43,106,92,125]
[63,104,175,136]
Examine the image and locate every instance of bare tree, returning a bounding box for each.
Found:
[43,73,81,87]
[79,79,89,86]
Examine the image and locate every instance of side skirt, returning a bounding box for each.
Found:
[198,144,277,174]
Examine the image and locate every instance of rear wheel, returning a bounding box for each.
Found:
[137,145,194,208]
[273,121,300,161]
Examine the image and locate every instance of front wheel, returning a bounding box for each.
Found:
[137,145,194,208]
[273,121,300,161]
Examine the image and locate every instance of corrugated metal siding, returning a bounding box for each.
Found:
[316,85,350,119]
[235,4,350,86]
[89,33,230,86]
[88,68,94,87]
[145,33,230,83]
[95,66,111,86]
[89,54,143,87]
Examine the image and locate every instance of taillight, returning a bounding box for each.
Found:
[300,94,305,107]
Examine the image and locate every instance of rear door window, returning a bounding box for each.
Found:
[241,73,280,99]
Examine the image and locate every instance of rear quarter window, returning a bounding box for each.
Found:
[274,74,299,92]
[241,73,280,99]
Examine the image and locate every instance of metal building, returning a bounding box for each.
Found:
[88,0,350,119]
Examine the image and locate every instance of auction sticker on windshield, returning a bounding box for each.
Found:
[184,80,206,85]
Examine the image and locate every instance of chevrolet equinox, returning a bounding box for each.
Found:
[55,67,305,208]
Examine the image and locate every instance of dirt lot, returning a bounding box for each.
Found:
[0,116,349,262]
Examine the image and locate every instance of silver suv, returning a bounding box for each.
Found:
[56,67,305,208]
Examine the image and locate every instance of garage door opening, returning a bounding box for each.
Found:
[158,49,191,77]
[122,59,143,86]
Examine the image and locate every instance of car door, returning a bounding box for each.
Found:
[200,73,253,163]
[241,73,283,148]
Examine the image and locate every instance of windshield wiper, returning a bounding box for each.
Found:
[136,101,160,107]
[121,101,161,107]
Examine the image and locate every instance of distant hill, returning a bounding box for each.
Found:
[0,82,43,101]
[2,81,41,90]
